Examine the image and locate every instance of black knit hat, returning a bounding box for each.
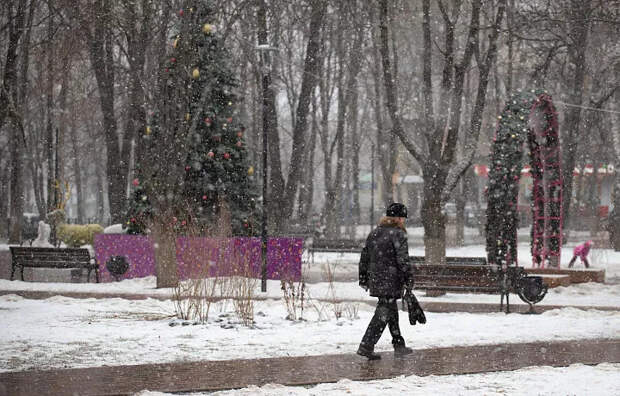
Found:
[386,202,408,218]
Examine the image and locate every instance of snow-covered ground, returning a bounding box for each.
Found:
[0,293,618,373]
[1,274,619,308]
[0,236,618,394]
[2,241,619,308]
[136,363,620,396]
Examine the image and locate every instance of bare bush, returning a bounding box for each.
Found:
[280,277,306,321]
[323,261,344,319]
[172,277,220,323]
[228,246,257,326]
[343,303,359,320]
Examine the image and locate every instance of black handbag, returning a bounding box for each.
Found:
[403,290,426,325]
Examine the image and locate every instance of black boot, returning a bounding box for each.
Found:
[357,343,381,360]
[394,345,413,356]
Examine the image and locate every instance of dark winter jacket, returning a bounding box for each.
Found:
[359,217,414,298]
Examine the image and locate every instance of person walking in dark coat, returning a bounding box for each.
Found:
[357,203,414,360]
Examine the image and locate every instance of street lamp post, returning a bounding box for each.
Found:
[370,143,375,228]
[257,44,278,293]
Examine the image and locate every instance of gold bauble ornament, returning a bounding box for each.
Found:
[185,113,191,121]
[145,126,152,135]
[192,68,200,79]
[202,23,213,34]
[248,166,255,176]
[173,38,178,48]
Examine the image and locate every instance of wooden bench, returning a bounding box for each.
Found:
[10,247,99,283]
[412,262,545,313]
[308,238,365,263]
[410,256,487,265]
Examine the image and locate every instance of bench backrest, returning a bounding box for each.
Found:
[409,256,487,265]
[10,247,91,268]
[311,239,364,250]
[414,264,525,291]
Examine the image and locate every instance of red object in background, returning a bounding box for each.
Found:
[521,164,531,177]
[474,164,489,177]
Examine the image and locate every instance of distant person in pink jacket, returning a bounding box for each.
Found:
[568,240,593,268]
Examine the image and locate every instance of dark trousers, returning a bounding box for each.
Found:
[568,256,590,268]
[360,297,405,349]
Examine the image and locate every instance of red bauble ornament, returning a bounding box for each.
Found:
[202,195,208,200]
[207,151,214,158]
[236,141,242,147]
[224,152,230,160]
[181,220,187,226]
[165,68,169,73]
[205,117,212,126]
[171,57,176,63]
[185,165,190,171]
[237,131,243,137]
[243,223,249,228]
[179,9,184,16]
[132,178,139,186]
[130,218,136,223]
[227,117,233,123]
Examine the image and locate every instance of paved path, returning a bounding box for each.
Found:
[1,289,618,314]
[1,338,618,396]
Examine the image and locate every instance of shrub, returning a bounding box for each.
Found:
[58,224,104,247]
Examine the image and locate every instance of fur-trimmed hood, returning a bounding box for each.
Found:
[378,216,406,231]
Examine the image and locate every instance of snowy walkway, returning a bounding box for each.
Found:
[1,288,618,315]
[1,338,618,396]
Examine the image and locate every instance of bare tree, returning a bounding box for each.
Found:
[378,0,505,264]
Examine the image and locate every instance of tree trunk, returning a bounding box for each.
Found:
[2,0,27,243]
[46,0,56,213]
[256,0,284,232]
[9,125,24,244]
[455,178,466,246]
[298,94,318,224]
[422,169,446,265]
[610,81,620,250]
[0,161,9,238]
[0,1,25,132]
[94,146,106,223]
[281,0,328,219]
[561,1,591,232]
[70,122,85,224]
[85,0,123,223]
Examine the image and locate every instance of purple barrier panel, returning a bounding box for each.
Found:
[176,237,303,281]
[267,238,303,281]
[176,237,261,280]
[93,234,156,282]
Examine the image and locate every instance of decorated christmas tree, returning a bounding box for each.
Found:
[485,89,562,268]
[125,1,258,236]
